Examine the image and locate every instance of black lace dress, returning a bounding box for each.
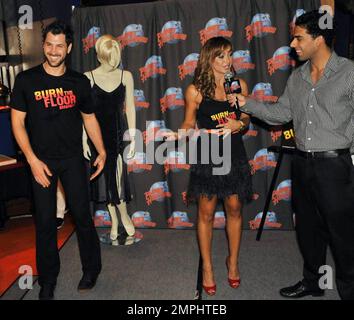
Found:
[88,71,131,205]
[187,97,252,202]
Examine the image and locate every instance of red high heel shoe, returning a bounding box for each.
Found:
[202,269,216,296]
[226,257,241,289]
[202,284,216,296]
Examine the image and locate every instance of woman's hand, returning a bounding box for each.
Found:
[216,118,246,138]
[227,94,237,107]
[163,131,178,141]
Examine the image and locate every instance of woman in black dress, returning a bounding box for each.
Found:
[174,37,252,295]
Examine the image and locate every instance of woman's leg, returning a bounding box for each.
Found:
[224,195,243,280]
[197,195,218,286]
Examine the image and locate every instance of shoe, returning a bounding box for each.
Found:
[202,284,216,296]
[56,218,64,230]
[226,257,241,289]
[77,273,99,292]
[279,281,324,298]
[202,269,216,296]
[39,283,55,300]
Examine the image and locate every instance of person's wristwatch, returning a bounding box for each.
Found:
[239,120,246,131]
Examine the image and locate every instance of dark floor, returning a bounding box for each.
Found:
[2,227,340,300]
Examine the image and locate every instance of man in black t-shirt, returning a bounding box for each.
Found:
[11,21,106,300]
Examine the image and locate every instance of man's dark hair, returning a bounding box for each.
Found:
[43,21,74,46]
[295,10,335,48]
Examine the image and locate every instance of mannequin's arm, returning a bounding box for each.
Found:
[82,71,95,160]
[81,112,106,180]
[123,71,136,159]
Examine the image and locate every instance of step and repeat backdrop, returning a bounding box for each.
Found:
[72,0,320,230]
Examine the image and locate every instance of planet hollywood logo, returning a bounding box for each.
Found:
[242,122,258,140]
[270,126,283,143]
[250,83,278,103]
[157,21,187,48]
[232,50,256,74]
[143,120,171,145]
[127,152,153,173]
[267,46,296,76]
[272,180,291,205]
[134,89,150,111]
[249,148,277,175]
[199,17,233,45]
[144,181,172,205]
[82,27,101,54]
[178,53,199,80]
[117,24,148,49]
[245,13,277,42]
[139,55,167,82]
[167,211,194,229]
[213,211,226,229]
[290,9,306,36]
[249,211,282,230]
[94,210,111,227]
[164,151,190,174]
[160,87,185,113]
[132,211,157,228]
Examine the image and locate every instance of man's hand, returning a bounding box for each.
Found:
[90,152,106,180]
[28,158,52,188]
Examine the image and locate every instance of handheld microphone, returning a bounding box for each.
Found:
[224,71,241,109]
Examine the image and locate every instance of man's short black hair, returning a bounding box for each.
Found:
[43,21,74,46]
[295,10,335,48]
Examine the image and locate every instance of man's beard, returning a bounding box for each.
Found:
[45,55,66,68]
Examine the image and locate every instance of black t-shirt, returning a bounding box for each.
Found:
[10,64,94,159]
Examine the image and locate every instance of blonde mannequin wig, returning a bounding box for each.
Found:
[95,34,121,69]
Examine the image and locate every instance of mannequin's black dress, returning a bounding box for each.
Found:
[89,71,131,205]
[187,97,252,202]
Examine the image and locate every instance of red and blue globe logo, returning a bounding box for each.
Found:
[232,50,255,74]
[213,211,226,229]
[134,89,150,111]
[132,211,157,228]
[250,148,277,174]
[121,24,146,47]
[253,82,273,97]
[167,211,194,229]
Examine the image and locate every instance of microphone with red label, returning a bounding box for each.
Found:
[224,71,241,110]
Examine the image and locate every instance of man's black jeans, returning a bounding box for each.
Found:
[31,155,101,286]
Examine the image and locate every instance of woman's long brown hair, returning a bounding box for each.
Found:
[193,37,233,99]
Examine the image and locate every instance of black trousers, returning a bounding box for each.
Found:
[31,155,101,286]
[292,153,354,300]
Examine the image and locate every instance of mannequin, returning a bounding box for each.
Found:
[83,34,136,243]
[56,179,67,229]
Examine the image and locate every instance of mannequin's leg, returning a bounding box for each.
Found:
[117,201,135,236]
[116,155,135,236]
[56,179,66,219]
[107,204,119,240]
